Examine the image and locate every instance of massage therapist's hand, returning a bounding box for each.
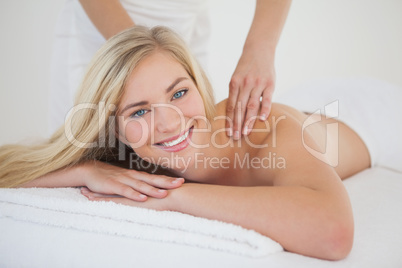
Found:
[79,160,184,202]
[226,47,276,140]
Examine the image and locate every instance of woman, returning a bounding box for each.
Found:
[0,26,399,260]
[49,0,292,138]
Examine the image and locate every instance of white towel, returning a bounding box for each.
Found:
[0,187,283,257]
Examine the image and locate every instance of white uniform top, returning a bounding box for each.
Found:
[48,0,211,133]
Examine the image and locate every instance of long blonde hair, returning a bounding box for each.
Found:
[0,26,215,188]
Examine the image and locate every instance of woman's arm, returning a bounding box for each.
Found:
[246,0,292,50]
[168,181,353,260]
[83,175,352,260]
[227,0,292,138]
[79,0,135,39]
[20,160,184,201]
[82,113,354,260]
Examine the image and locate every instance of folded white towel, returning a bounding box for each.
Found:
[0,187,283,257]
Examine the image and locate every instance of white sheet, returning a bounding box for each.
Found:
[1,167,402,267]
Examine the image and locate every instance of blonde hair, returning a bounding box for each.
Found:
[0,26,215,188]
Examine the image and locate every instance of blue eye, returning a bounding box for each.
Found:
[131,109,147,118]
[172,89,188,100]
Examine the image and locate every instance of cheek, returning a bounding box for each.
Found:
[119,119,150,149]
[181,92,206,118]
[182,94,207,130]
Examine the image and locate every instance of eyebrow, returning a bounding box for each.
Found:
[120,77,189,114]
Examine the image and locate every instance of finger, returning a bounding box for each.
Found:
[81,187,119,199]
[81,188,135,205]
[104,179,151,201]
[233,86,253,140]
[243,87,264,135]
[115,177,172,200]
[259,87,274,121]
[130,170,185,189]
[226,77,240,137]
[118,172,185,199]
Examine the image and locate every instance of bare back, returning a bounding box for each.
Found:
[212,100,370,186]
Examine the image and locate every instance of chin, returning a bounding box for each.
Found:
[138,123,209,171]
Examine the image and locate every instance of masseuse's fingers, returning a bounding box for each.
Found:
[259,85,274,121]
[226,80,239,137]
[227,44,277,139]
[243,86,265,135]
[231,84,253,140]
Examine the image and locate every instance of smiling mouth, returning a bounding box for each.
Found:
[154,126,193,152]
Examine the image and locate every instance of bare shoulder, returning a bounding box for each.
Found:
[215,99,300,118]
[215,99,303,129]
[214,99,308,147]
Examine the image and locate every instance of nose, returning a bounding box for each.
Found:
[152,104,184,134]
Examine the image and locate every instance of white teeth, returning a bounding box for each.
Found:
[161,130,189,147]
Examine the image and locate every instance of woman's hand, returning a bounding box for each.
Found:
[226,0,291,140]
[226,48,275,139]
[80,161,184,202]
[80,187,171,211]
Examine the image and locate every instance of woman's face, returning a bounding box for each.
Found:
[117,51,208,170]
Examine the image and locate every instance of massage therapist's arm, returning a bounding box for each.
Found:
[79,0,135,39]
[227,0,291,138]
